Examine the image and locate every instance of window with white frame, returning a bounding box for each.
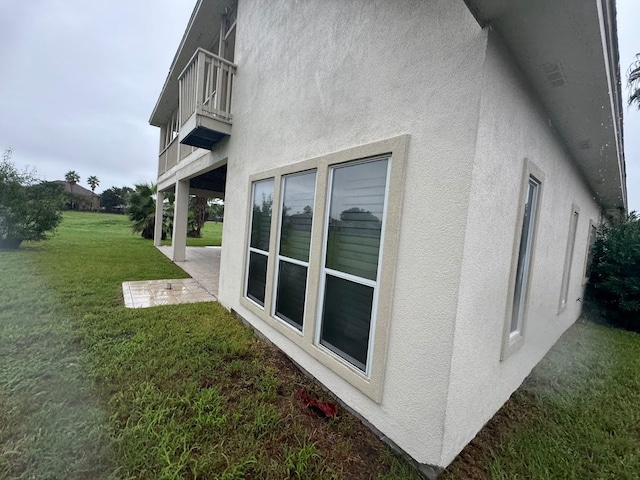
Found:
[559,209,579,311]
[273,171,317,330]
[240,135,408,401]
[245,179,274,307]
[510,176,541,339]
[318,157,390,373]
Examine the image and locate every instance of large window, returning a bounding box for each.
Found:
[245,179,274,307]
[318,157,389,373]
[241,135,408,401]
[559,209,579,311]
[510,176,540,339]
[273,171,317,330]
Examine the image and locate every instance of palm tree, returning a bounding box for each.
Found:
[629,54,640,109]
[64,170,80,185]
[127,182,157,239]
[64,170,80,209]
[87,175,100,192]
[86,175,100,211]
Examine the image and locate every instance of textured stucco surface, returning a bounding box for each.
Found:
[441,31,601,466]
[216,0,486,465]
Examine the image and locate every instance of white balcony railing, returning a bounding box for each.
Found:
[178,48,237,128]
[158,136,179,176]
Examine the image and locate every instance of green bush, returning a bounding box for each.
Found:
[0,151,65,249]
[587,211,640,330]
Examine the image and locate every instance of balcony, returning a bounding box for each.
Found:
[178,48,237,150]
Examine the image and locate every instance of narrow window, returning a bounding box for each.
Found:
[273,171,316,330]
[510,177,541,338]
[245,179,274,307]
[584,223,598,280]
[559,210,579,311]
[318,157,390,372]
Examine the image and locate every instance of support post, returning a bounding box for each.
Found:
[172,180,189,262]
[153,189,164,247]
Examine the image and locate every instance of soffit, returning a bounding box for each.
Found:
[149,0,228,127]
[465,0,626,211]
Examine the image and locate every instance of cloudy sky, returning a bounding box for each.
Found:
[0,1,638,210]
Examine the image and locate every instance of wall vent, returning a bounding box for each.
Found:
[542,61,567,87]
[578,139,592,150]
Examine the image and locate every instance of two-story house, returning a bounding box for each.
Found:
[149,0,626,474]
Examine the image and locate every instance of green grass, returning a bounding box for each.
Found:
[3,211,640,479]
[442,313,640,479]
[0,211,418,479]
[160,221,223,247]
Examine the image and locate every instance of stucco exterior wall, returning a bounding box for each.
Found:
[441,31,601,466]
[217,0,487,466]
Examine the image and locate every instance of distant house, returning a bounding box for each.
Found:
[53,181,100,211]
[149,0,626,475]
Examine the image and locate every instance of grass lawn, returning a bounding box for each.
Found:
[1,211,639,479]
[0,212,417,479]
[160,221,223,247]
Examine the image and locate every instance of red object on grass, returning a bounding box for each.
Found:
[297,389,338,418]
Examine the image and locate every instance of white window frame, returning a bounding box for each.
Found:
[244,178,275,309]
[314,156,392,376]
[271,170,317,332]
[239,135,409,402]
[558,206,580,313]
[502,159,544,360]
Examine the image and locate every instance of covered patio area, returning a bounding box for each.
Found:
[157,246,220,296]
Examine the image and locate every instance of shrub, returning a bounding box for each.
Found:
[0,151,65,249]
[587,211,640,330]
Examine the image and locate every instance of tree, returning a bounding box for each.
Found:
[587,212,640,331]
[189,196,208,237]
[100,186,132,213]
[127,182,158,239]
[87,175,100,193]
[0,148,65,249]
[629,54,640,108]
[65,170,80,184]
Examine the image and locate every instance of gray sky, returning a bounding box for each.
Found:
[0,0,638,211]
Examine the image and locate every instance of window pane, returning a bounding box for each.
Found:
[280,172,316,262]
[326,158,388,280]
[275,260,307,330]
[560,211,579,307]
[250,179,274,251]
[584,225,597,279]
[511,179,540,334]
[247,251,268,306]
[320,274,374,371]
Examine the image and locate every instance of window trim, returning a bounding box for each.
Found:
[314,156,392,377]
[501,159,544,360]
[271,170,318,332]
[558,205,580,313]
[244,178,276,309]
[239,135,409,402]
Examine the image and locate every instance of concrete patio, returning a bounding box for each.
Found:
[122,246,221,308]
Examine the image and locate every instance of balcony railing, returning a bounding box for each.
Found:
[158,136,199,177]
[178,48,236,149]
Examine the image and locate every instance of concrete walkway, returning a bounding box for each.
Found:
[157,246,221,296]
[121,247,221,309]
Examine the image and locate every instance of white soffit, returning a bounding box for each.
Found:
[465,0,626,211]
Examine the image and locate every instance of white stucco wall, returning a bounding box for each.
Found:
[441,32,601,466]
[216,0,487,466]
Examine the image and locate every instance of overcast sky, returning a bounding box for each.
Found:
[0,1,638,210]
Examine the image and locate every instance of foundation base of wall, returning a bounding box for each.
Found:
[229,308,446,479]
